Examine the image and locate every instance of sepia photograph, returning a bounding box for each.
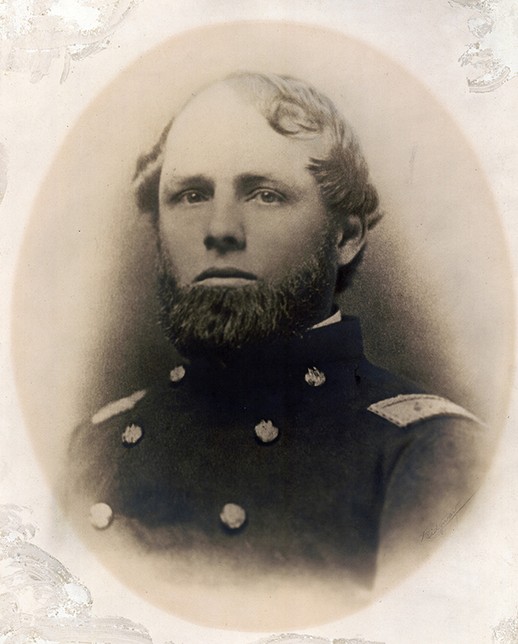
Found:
[1,5,517,643]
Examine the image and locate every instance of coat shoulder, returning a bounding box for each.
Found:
[357,359,485,430]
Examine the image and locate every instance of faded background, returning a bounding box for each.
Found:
[0,2,517,643]
[12,22,513,474]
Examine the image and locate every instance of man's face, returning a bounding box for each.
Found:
[158,84,338,294]
[156,83,341,355]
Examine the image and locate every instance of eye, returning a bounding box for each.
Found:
[178,190,208,205]
[249,189,286,205]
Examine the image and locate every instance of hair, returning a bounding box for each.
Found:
[133,72,382,292]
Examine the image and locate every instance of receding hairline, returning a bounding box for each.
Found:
[161,73,344,180]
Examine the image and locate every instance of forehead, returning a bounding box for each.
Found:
[161,83,329,181]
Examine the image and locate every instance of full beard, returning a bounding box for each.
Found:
[156,236,338,359]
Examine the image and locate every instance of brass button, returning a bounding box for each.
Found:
[169,365,186,383]
[89,503,113,530]
[220,503,246,530]
[254,419,279,443]
[304,366,326,387]
[121,423,143,446]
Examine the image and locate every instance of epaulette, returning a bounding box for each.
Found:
[367,394,483,428]
[91,389,147,425]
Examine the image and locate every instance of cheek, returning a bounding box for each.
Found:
[159,212,205,252]
[254,217,332,278]
[265,207,330,253]
[158,220,202,283]
[159,212,196,242]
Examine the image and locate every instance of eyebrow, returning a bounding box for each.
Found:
[233,174,293,196]
[161,174,214,194]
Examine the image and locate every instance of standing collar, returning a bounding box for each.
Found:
[186,316,365,383]
[282,315,364,366]
[310,309,342,330]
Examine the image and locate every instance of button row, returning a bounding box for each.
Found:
[120,418,284,447]
[170,364,326,387]
[90,501,247,531]
[91,364,327,531]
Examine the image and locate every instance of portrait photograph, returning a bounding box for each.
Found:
[1,3,517,643]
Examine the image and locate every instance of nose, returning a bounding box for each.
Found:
[204,198,246,254]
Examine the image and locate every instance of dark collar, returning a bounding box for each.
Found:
[183,316,364,390]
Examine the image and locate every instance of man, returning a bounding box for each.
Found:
[67,72,487,602]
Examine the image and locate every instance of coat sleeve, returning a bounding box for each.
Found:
[376,414,491,581]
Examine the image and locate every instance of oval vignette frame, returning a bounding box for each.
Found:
[12,21,514,630]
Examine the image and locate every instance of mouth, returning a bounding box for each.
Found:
[194,268,258,285]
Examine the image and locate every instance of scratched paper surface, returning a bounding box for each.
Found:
[0,2,517,643]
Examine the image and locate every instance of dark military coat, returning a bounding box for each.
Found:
[68,316,486,586]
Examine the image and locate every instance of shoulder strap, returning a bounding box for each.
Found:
[91,389,147,425]
[367,394,483,428]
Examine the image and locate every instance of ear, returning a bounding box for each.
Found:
[335,214,367,266]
